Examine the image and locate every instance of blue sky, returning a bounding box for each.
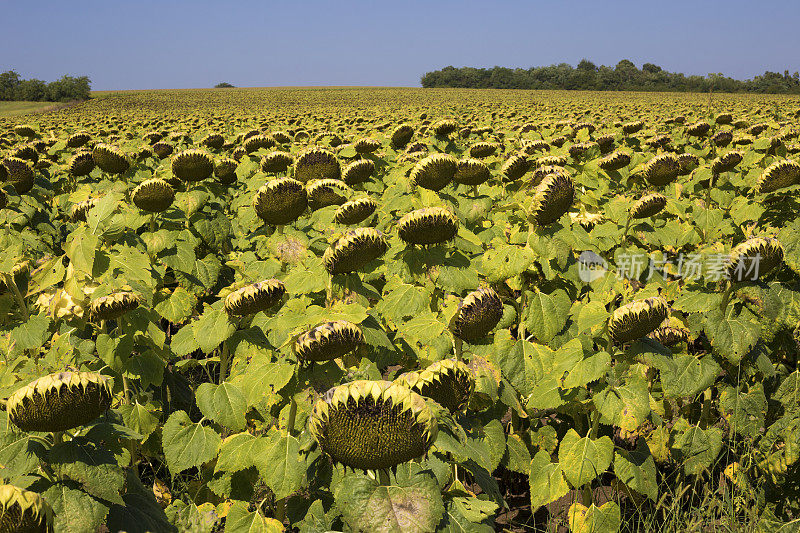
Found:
[2,0,799,90]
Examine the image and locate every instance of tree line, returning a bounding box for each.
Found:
[0,70,92,102]
[420,60,800,94]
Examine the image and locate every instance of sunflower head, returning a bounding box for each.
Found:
[132,178,175,213]
[450,287,504,342]
[334,197,378,225]
[391,124,414,149]
[224,279,286,316]
[410,153,457,191]
[609,297,669,344]
[397,207,459,245]
[469,142,498,159]
[260,151,293,174]
[630,192,667,219]
[171,149,214,182]
[711,150,743,174]
[66,132,91,148]
[395,358,474,412]
[294,320,364,363]
[200,133,225,150]
[648,317,691,347]
[92,144,130,175]
[253,177,308,225]
[528,170,575,226]
[711,130,733,148]
[0,485,54,533]
[295,147,341,183]
[152,142,174,159]
[307,179,351,210]
[501,153,530,182]
[432,119,458,137]
[454,158,491,186]
[622,121,644,134]
[354,137,381,154]
[342,159,375,185]
[70,198,99,222]
[243,134,276,154]
[598,150,631,172]
[7,371,113,432]
[676,153,699,176]
[757,160,800,193]
[686,121,711,137]
[323,228,387,274]
[727,237,784,281]
[309,380,437,470]
[642,153,680,186]
[13,125,37,139]
[89,291,140,321]
[214,157,239,184]
[2,157,35,194]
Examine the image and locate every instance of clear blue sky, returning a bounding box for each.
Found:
[2,0,799,90]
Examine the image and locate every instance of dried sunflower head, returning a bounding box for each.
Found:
[711,150,743,174]
[253,177,308,225]
[630,192,667,219]
[200,133,225,150]
[432,119,458,136]
[450,287,503,342]
[454,158,491,186]
[622,121,644,134]
[323,227,387,274]
[307,179,351,209]
[70,198,99,222]
[469,142,498,159]
[528,170,575,226]
[243,134,276,154]
[13,125,37,138]
[309,380,437,470]
[7,371,113,432]
[0,484,54,533]
[224,279,285,316]
[295,147,341,183]
[334,197,377,225]
[354,137,381,154]
[397,207,459,245]
[171,149,214,182]
[410,153,457,191]
[89,291,140,321]
[395,358,474,412]
[214,157,238,185]
[391,124,414,149]
[66,132,91,148]
[2,157,35,194]
[609,297,669,344]
[727,237,784,281]
[342,159,375,185]
[501,153,530,182]
[676,153,699,176]
[132,178,175,213]
[642,153,680,186]
[648,317,691,346]
[757,159,800,193]
[261,151,293,174]
[598,150,631,172]
[295,320,364,363]
[92,144,129,175]
[686,121,711,137]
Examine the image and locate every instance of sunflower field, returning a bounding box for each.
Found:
[1,87,800,532]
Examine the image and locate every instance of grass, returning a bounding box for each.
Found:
[0,101,67,117]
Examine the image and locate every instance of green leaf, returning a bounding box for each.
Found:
[196,382,247,431]
[558,429,613,488]
[702,306,760,364]
[576,301,610,334]
[673,426,723,476]
[593,375,650,432]
[567,501,621,533]
[107,470,175,533]
[659,355,720,398]
[529,449,570,511]
[217,432,270,473]
[224,501,284,532]
[613,440,658,501]
[65,226,98,274]
[480,244,535,283]
[162,410,221,474]
[335,469,445,533]
[117,401,159,440]
[376,282,430,323]
[399,311,447,344]
[49,437,125,504]
[524,290,571,343]
[154,287,197,324]
[0,431,45,481]
[194,308,236,354]
[257,428,304,500]
[43,483,109,533]
[9,313,51,352]
[503,433,532,474]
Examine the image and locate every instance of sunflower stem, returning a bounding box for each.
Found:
[700,388,713,430]
[149,213,157,233]
[52,431,64,446]
[286,396,297,436]
[378,469,390,486]
[621,217,632,246]
[218,341,230,384]
[5,272,28,321]
[720,281,733,314]
[454,337,463,362]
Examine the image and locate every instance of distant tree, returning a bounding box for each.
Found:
[14,79,48,101]
[577,59,597,72]
[0,70,21,101]
[215,82,235,88]
[47,75,91,101]
[0,70,90,101]
[642,63,662,74]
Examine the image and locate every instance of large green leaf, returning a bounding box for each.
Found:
[162,410,221,474]
[224,501,283,533]
[257,427,304,500]
[49,437,125,504]
[196,382,247,431]
[43,483,109,533]
[528,449,570,511]
[558,429,613,488]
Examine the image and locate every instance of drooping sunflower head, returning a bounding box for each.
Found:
[711,130,733,148]
[214,157,239,184]
[715,113,733,125]
[450,287,504,342]
[757,159,800,193]
[253,177,308,225]
[295,147,341,183]
[630,192,667,219]
[70,198,99,222]
[711,150,743,174]
[432,119,458,137]
[0,484,54,533]
[272,131,292,144]
[469,142,498,159]
[569,141,599,161]
[648,317,691,347]
[309,380,437,470]
[410,153,457,192]
[92,144,129,175]
[7,371,113,432]
[334,197,378,225]
[622,121,644,134]
[152,142,174,159]
[598,150,631,172]
[528,170,575,226]
[397,207,459,245]
[342,159,375,185]
[727,237,784,282]
[13,125,37,139]
[686,121,711,137]
[2,157,35,194]
[224,279,286,316]
[261,151,294,174]
[596,134,616,154]
[501,153,530,182]
[676,153,699,176]
[294,320,364,363]
[391,124,414,149]
[171,149,214,182]
[609,297,669,344]
[642,153,680,186]
[323,227,387,274]
[243,134,276,154]
[354,137,381,154]
[89,291,140,321]
[200,133,225,150]
[66,132,91,148]
[307,179,351,210]
[395,358,474,412]
[10,144,38,164]
[132,178,175,213]
[454,157,491,186]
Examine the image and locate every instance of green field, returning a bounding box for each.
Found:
[1,88,800,532]
[0,100,67,117]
